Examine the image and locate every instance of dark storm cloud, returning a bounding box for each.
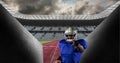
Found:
[2,0,119,15]
[2,0,59,14]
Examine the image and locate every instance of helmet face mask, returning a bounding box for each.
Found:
[65,34,76,39]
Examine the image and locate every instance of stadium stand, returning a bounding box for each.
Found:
[23,26,96,40]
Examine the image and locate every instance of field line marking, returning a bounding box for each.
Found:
[50,41,59,63]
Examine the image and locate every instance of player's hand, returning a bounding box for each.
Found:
[77,44,84,52]
[72,40,78,46]
[54,60,61,63]
[72,40,76,46]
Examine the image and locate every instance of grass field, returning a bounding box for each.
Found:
[39,40,54,44]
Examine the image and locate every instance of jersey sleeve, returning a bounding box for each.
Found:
[59,39,65,53]
[77,39,87,49]
[59,40,63,49]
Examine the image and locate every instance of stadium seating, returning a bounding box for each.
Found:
[24,26,95,40]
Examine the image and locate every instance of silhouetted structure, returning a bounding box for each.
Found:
[0,4,43,63]
[81,5,119,63]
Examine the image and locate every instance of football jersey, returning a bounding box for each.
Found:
[59,39,87,63]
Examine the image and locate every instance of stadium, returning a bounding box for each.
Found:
[0,0,119,63]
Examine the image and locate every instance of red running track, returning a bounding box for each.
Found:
[43,40,60,63]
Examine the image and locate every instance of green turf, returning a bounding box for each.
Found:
[39,40,54,44]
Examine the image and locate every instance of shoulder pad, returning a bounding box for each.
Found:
[59,39,66,43]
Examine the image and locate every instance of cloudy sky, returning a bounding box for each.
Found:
[2,0,119,15]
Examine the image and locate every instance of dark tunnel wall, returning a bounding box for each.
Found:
[0,4,43,63]
[81,5,119,63]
